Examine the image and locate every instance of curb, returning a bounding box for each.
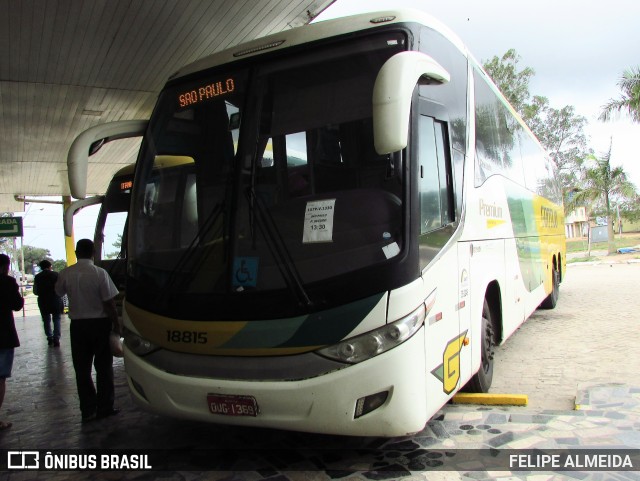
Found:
[451,393,528,406]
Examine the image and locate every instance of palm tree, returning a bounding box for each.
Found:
[599,66,640,122]
[571,142,637,254]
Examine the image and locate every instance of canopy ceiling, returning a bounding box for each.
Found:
[0,0,335,212]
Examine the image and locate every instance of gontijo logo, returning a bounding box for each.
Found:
[431,331,468,394]
[540,205,559,228]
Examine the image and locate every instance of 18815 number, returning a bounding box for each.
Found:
[166,330,208,344]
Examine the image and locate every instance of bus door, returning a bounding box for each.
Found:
[416,99,465,409]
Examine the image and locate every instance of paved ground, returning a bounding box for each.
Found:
[1,261,639,480]
[492,260,640,411]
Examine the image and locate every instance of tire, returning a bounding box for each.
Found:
[462,300,495,393]
[540,266,560,309]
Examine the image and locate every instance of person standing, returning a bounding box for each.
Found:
[55,239,121,423]
[0,253,24,430]
[33,260,63,347]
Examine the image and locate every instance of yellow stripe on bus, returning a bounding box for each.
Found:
[124,301,323,356]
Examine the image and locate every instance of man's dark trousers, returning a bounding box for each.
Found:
[70,318,114,418]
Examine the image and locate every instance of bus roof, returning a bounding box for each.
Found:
[171,9,468,81]
[111,155,194,180]
[112,164,136,177]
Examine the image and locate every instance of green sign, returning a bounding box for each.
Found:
[0,217,23,237]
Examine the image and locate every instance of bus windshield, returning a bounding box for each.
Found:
[128,32,408,319]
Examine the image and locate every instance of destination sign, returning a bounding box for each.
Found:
[120,180,133,191]
[178,78,235,108]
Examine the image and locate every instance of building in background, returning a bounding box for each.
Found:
[565,206,588,238]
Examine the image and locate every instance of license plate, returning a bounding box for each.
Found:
[207,394,258,417]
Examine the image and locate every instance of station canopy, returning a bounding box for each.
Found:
[0,0,335,213]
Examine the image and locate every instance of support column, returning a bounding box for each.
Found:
[63,196,77,266]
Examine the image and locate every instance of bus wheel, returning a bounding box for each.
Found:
[540,266,560,309]
[462,300,495,393]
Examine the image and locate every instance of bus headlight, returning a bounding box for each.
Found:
[123,328,158,356]
[316,303,426,364]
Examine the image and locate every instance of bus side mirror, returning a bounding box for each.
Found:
[372,51,450,155]
[63,196,105,237]
[67,120,148,199]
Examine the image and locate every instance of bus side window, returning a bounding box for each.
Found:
[419,116,441,232]
[419,115,453,232]
[418,113,455,269]
[101,212,128,260]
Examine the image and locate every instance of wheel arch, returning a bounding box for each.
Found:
[484,280,503,344]
[555,252,563,283]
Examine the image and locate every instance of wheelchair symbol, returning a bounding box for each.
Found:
[236,260,253,284]
[232,257,258,287]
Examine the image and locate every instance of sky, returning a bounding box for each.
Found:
[317,0,640,179]
[10,0,640,262]
[13,201,109,264]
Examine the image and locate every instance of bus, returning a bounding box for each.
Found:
[67,9,565,437]
[65,164,133,284]
[64,164,135,318]
[64,157,193,313]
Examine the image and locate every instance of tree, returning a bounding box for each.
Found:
[0,213,15,256]
[52,259,67,272]
[22,246,53,275]
[106,234,124,259]
[524,96,592,200]
[483,50,592,202]
[482,49,535,114]
[599,66,640,123]
[570,143,637,254]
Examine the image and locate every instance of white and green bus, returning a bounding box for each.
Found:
[68,9,565,437]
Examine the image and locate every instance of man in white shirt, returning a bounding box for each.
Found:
[56,239,121,423]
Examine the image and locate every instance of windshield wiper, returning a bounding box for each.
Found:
[246,186,313,308]
[159,201,226,296]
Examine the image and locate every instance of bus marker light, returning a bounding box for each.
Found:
[233,40,285,57]
[429,311,443,326]
[424,289,437,314]
[355,391,389,418]
[370,16,396,24]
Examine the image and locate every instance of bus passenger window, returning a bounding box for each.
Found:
[102,212,127,259]
[418,115,444,234]
[418,114,455,269]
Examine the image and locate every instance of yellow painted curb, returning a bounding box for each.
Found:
[452,393,528,406]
